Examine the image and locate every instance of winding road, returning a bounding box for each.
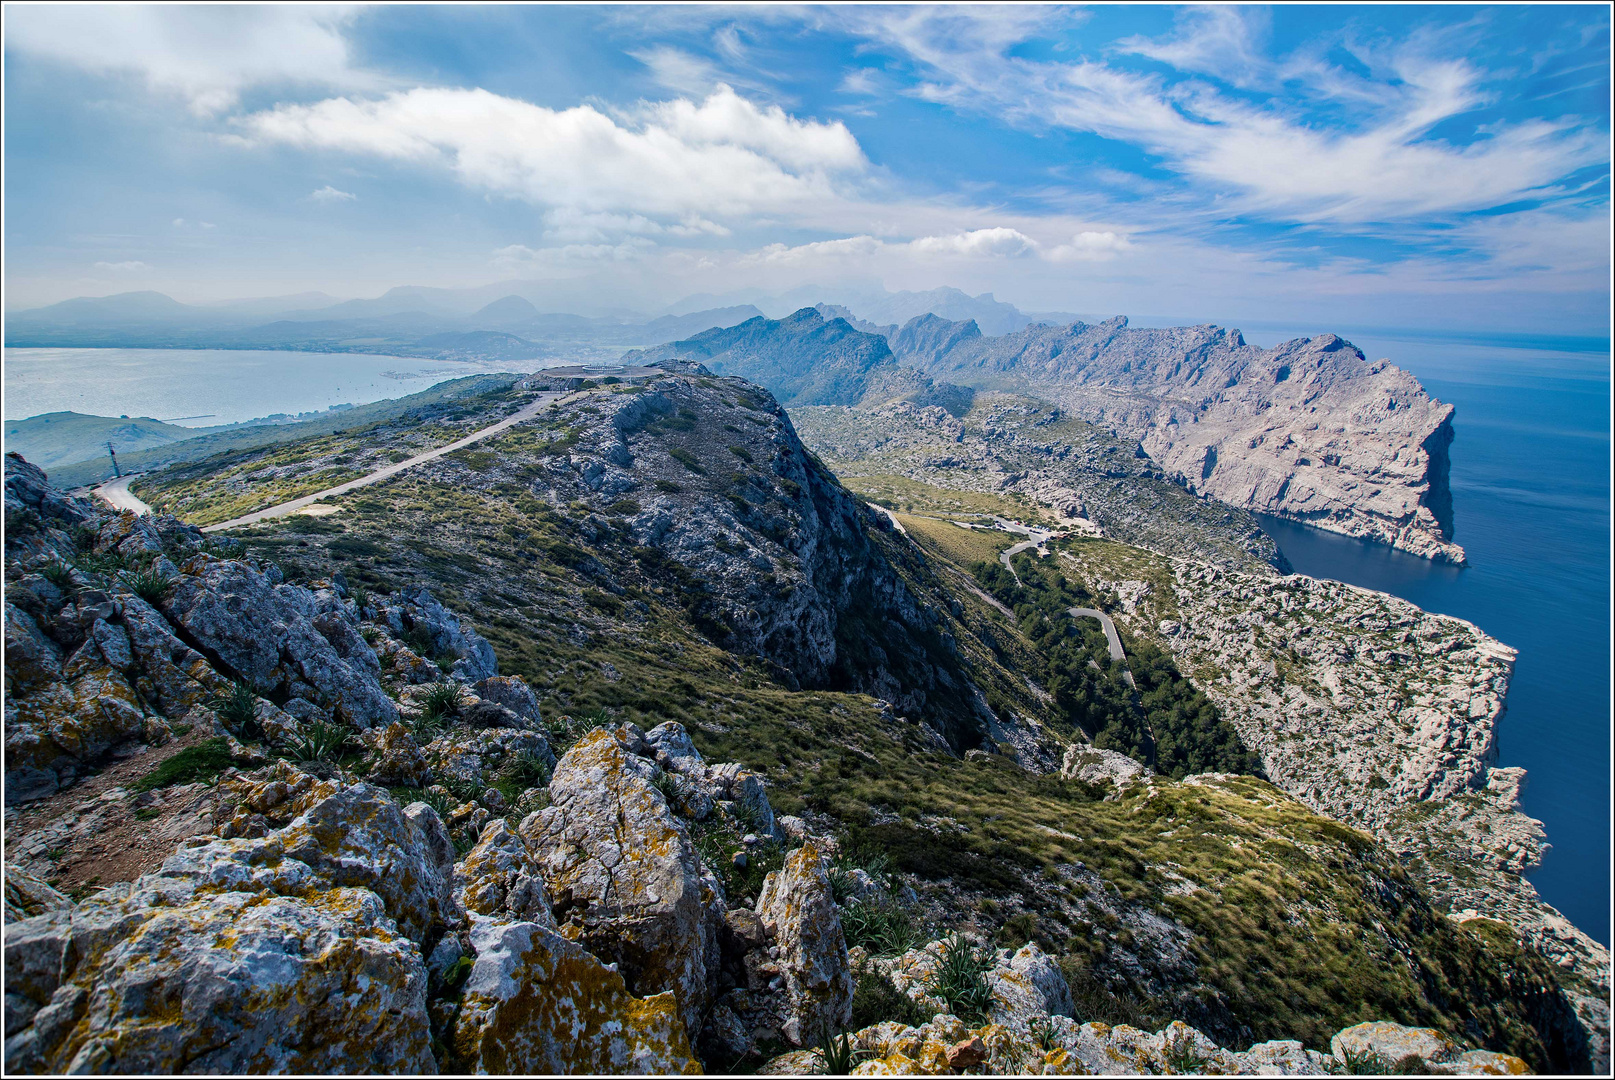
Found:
[200,389,570,533]
[93,475,153,516]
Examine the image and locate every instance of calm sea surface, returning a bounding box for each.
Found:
[2,348,528,427]
[1241,326,1611,946]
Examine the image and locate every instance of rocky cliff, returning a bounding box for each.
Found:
[792,393,1286,574]
[893,316,1464,563]
[1051,538,1609,1067]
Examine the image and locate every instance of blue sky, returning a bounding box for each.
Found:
[4,4,1610,331]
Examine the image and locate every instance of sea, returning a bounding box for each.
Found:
[1239,325,1611,947]
[2,336,1608,944]
[1,348,533,427]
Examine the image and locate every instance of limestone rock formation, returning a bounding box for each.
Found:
[894,316,1463,563]
[449,916,701,1075]
[3,769,454,1074]
[755,841,855,1045]
[521,725,725,1034]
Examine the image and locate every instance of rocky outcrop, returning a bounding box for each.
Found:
[756,842,854,1045]
[406,367,998,748]
[1060,742,1151,794]
[2,773,453,1074]
[2,452,517,807]
[894,316,1464,563]
[164,557,399,728]
[1058,542,1609,1065]
[449,916,701,1074]
[520,725,725,1034]
[760,988,1532,1075]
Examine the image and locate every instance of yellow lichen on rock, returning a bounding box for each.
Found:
[450,916,701,1075]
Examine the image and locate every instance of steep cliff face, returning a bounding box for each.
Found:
[894,316,1464,563]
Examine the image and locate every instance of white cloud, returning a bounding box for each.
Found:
[310,185,357,203]
[910,227,1038,257]
[749,235,885,264]
[236,85,866,226]
[93,260,152,273]
[1049,231,1133,262]
[4,5,375,115]
[1117,7,1271,88]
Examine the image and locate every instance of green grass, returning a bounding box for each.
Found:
[131,739,234,792]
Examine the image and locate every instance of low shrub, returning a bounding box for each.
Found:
[421,681,463,722]
[669,447,706,474]
[850,964,929,1030]
[841,900,923,957]
[927,934,994,1024]
[277,719,355,764]
[207,682,263,741]
[132,739,234,792]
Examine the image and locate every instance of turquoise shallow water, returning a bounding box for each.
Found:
[1242,326,1611,946]
[2,348,524,427]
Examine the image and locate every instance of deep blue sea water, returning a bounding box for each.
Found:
[1239,326,1611,947]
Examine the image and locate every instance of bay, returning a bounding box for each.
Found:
[2,347,529,427]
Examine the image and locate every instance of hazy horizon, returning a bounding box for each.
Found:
[4,5,1610,334]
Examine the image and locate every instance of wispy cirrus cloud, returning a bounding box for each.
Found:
[841,6,1607,224]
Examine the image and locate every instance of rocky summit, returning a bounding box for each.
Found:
[1,361,1600,1076]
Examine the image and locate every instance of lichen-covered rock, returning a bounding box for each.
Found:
[3,866,70,924]
[1330,1026,1459,1065]
[368,721,432,787]
[450,916,701,1074]
[425,725,554,789]
[455,820,554,924]
[521,726,723,1035]
[6,887,434,1074]
[270,782,462,945]
[1332,1020,1459,1065]
[4,604,150,801]
[756,841,853,1046]
[162,557,397,728]
[996,942,1073,1023]
[3,770,461,1075]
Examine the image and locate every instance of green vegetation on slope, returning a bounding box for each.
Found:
[972,551,1261,779]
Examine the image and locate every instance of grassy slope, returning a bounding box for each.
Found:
[133,380,1582,1071]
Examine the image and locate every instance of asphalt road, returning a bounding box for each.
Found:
[202,389,568,533]
[93,475,153,516]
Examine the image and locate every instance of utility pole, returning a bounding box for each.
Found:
[107,441,122,479]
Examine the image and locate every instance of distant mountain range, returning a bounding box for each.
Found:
[3,282,1079,360]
